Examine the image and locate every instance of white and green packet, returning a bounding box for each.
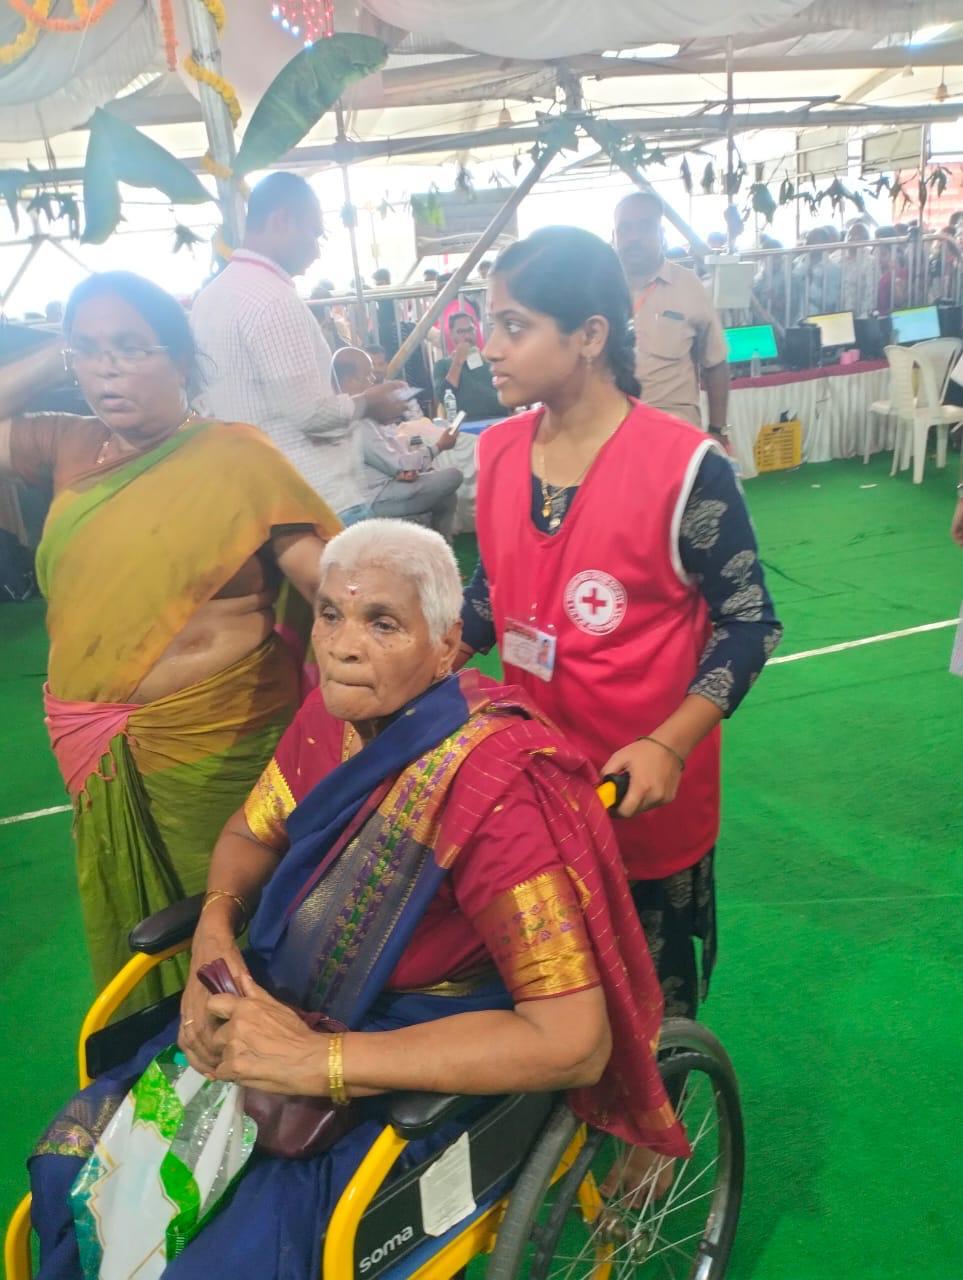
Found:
[70,1045,256,1278]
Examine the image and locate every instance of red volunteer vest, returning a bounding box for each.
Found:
[475,401,721,879]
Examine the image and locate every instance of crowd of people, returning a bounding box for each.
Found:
[702,210,963,327]
[0,171,792,1278]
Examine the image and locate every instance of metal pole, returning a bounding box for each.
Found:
[336,103,368,341]
[385,141,562,379]
[182,0,244,250]
[726,36,737,252]
[582,117,710,259]
[49,237,94,274]
[0,240,42,309]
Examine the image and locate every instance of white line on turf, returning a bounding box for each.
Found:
[768,618,958,665]
[1,619,958,826]
[0,803,72,826]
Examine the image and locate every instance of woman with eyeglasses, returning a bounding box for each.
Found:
[0,272,339,1005]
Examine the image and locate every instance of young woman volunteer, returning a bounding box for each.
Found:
[460,226,782,1018]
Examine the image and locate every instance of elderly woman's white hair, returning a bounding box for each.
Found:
[318,519,463,642]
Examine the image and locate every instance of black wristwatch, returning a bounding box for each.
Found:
[707,424,730,440]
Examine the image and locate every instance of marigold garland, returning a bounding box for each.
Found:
[183,56,241,126]
[0,0,50,65]
[201,153,250,197]
[198,0,226,32]
[8,0,118,34]
[159,0,177,71]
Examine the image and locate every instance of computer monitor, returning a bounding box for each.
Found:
[724,323,779,363]
[806,311,856,349]
[890,305,941,344]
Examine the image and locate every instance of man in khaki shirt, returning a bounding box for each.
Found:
[615,191,730,438]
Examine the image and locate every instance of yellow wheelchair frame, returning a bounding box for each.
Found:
[5,773,743,1279]
[4,915,609,1280]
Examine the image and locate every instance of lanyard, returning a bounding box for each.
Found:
[632,280,660,317]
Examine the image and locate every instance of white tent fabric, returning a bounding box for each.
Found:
[0,0,960,165]
[0,1,160,143]
[358,0,813,58]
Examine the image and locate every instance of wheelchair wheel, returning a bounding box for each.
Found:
[486,1018,744,1279]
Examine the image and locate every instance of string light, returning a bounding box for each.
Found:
[271,1,334,46]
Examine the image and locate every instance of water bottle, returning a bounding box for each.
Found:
[750,350,762,379]
[443,388,458,422]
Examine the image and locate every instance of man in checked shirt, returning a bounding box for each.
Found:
[192,173,405,524]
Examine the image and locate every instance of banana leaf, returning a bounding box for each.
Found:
[173,224,204,253]
[0,169,28,232]
[591,120,627,157]
[56,194,81,239]
[455,164,475,196]
[749,183,777,224]
[81,117,122,245]
[82,109,211,244]
[724,163,746,198]
[234,34,387,176]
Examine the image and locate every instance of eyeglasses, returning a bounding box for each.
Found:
[64,344,169,374]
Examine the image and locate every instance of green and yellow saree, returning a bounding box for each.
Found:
[37,419,339,1002]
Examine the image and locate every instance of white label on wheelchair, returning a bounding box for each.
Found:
[419,1131,477,1236]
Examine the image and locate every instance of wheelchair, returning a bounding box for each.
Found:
[5,897,744,1280]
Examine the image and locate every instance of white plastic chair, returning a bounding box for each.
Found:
[869,345,914,472]
[912,336,963,403]
[910,342,963,482]
[870,344,963,482]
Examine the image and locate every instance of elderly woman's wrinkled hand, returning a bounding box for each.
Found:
[209,973,332,1097]
[178,923,250,1076]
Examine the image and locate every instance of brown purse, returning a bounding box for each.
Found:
[196,958,356,1160]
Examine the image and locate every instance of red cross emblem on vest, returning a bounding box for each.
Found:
[564,570,628,636]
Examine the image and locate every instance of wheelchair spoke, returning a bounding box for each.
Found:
[510,1046,741,1280]
[638,1223,713,1271]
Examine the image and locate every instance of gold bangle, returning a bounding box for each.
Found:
[328,1032,349,1106]
[201,889,249,926]
[638,735,686,773]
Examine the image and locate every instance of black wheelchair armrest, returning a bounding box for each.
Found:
[128,893,205,955]
[388,1091,491,1140]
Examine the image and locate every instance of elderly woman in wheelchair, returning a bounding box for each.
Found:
[23,520,698,1280]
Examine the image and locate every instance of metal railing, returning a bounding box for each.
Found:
[307,280,490,392]
[709,233,963,333]
[305,236,963,359]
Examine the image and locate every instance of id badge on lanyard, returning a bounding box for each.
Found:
[503,617,556,682]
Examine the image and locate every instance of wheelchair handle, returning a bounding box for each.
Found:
[597,771,630,812]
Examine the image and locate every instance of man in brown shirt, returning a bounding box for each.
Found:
[615,191,730,438]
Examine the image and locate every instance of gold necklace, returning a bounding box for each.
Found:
[537,444,594,530]
[535,398,633,528]
[95,410,197,468]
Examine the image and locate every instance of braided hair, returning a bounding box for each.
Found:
[490,226,641,398]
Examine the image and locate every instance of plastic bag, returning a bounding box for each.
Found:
[70,1045,256,1279]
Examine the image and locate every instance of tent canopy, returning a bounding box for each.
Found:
[0,1,961,173]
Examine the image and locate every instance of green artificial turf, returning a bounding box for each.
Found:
[2,452,961,1277]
